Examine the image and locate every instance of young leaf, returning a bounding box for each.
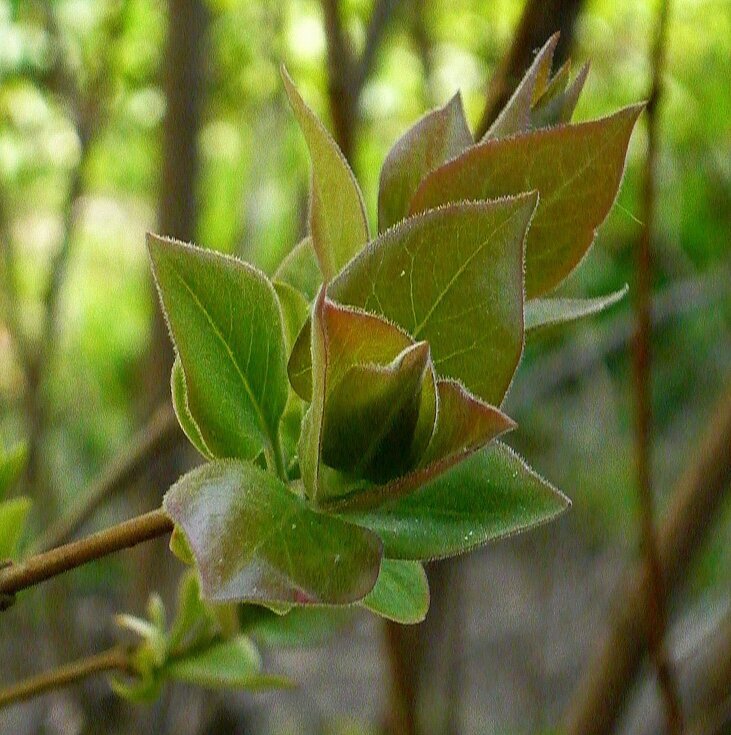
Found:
[361,559,429,624]
[0,497,31,559]
[378,93,472,231]
[484,33,559,140]
[340,442,570,561]
[419,379,515,466]
[411,105,644,297]
[296,292,437,501]
[171,357,213,460]
[273,280,310,353]
[525,285,628,332]
[239,604,350,648]
[166,635,258,686]
[163,459,383,605]
[0,442,27,500]
[274,236,322,301]
[322,341,431,483]
[330,196,537,406]
[148,235,288,463]
[282,67,369,279]
[531,61,590,129]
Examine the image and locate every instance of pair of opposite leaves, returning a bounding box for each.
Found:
[153,33,641,610]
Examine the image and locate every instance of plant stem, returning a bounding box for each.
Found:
[0,646,133,709]
[0,509,173,607]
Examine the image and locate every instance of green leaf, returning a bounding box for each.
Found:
[168,571,214,652]
[361,559,429,624]
[411,105,643,297]
[165,636,291,691]
[484,33,559,140]
[420,379,515,466]
[148,235,288,463]
[322,341,431,483]
[169,523,196,565]
[171,357,213,459]
[239,604,350,648]
[163,459,383,605]
[274,280,310,353]
[340,442,570,561]
[330,196,537,405]
[272,280,310,469]
[0,497,31,559]
[378,93,472,231]
[531,61,589,130]
[296,292,437,501]
[0,442,27,500]
[525,285,628,332]
[274,236,322,301]
[282,67,369,279]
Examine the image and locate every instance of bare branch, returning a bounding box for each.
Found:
[0,509,174,605]
[0,646,133,709]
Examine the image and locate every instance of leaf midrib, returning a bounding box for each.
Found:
[411,204,525,338]
[170,263,275,453]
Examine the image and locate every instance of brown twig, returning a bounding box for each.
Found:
[0,646,133,709]
[630,0,683,731]
[562,381,731,735]
[34,403,181,552]
[0,509,173,607]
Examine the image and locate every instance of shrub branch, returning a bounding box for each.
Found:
[0,510,174,609]
[0,646,133,709]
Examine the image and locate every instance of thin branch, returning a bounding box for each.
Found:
[631,0,683,730]
[320,0,398,163]
[0,509,174,607]
[562,381,731,735]
[353,0,398,93]
[23,5,122,525]
[0,646,133,710]
[34,403,181,552]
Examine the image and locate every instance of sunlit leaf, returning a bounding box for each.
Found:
[163,460,383,605]
[330,196,537,405]
[149,235,288,462]
[411,105,643,297]
[361,559,429,624]
[525,285,628,332]
[340,442,570,560]
[171,357,212,459]
[274,280,310,353]
[282,67,369,279]
[0,497,31,559]
[378,93,472,231]
[0,443,27,500]
[274,236,322,301]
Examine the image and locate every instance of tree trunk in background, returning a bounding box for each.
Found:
[148,0,208,407]
[474,0,586,140]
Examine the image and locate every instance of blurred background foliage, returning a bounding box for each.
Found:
[0,0,729,733]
